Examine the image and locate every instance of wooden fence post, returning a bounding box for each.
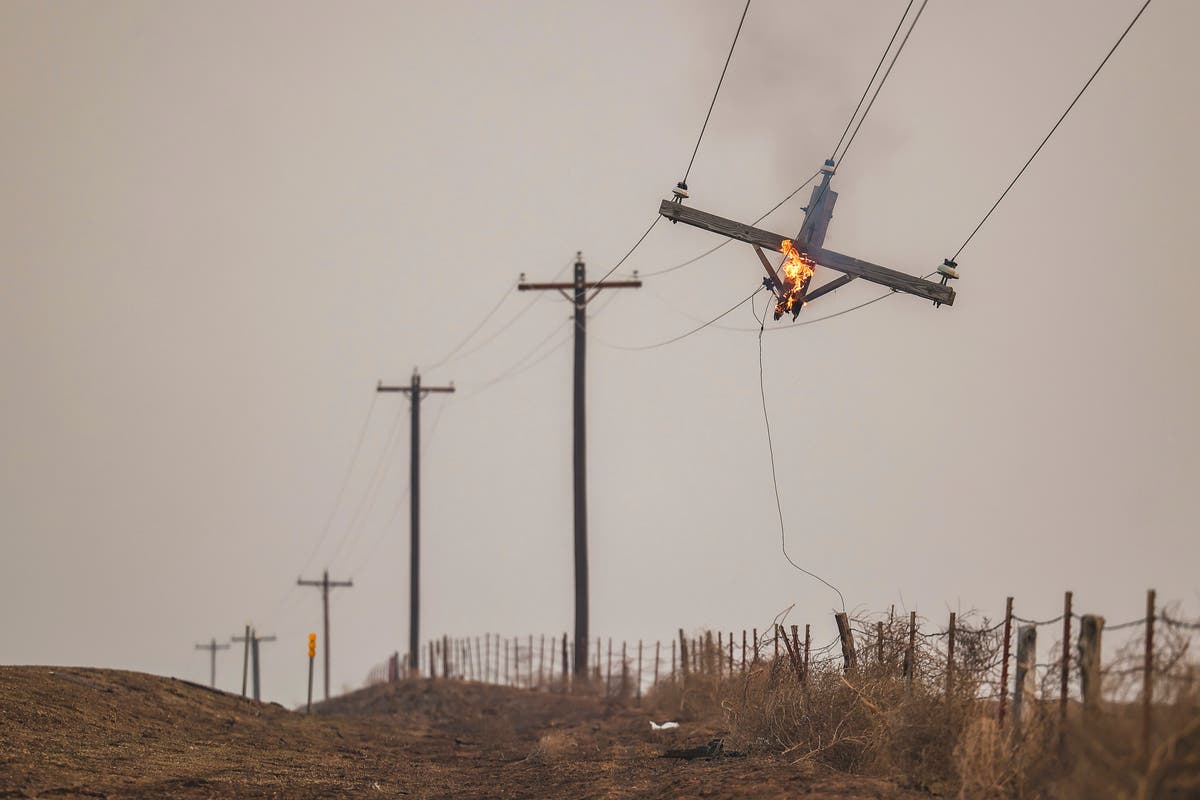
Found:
[998,597,1014,727]
[905,611,917,695]
[876,621,885,666]
[606,638,613,695]
[654,640,661,690]
[678,630,688,678]
[1078,614,1105,713]
[779,624,803,684]
[636,640,643,703]
[1061,592,1072,726]
[752,628,759,665]
[835,612,857,672]
[621,641,629,698]
[1014,625,1037,736]
[1142,589,1155,760]
[946,612,957,700]
[717,631,724,676]
[741,630,747,674]
[561,633,569,691]
[803,624,811,687]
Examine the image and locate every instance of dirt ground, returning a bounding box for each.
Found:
[0,666,927,798]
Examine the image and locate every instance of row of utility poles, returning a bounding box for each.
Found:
[197,251,638,698]
[195,570,351,703]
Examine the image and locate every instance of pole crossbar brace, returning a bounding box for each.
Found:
[657,200,954,307]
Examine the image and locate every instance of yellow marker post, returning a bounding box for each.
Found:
[306,633,317,714]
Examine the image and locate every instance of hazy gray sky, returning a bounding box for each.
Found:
[3,1,1196,705]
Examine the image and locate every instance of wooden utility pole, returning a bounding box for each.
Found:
[194,637,230,689]
[297,569,353,700]
[518,253,641,676]
[232,629,276,701]
[658,160,956,314]
[377,369,454,675]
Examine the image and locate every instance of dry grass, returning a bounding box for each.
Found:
[643,614,1200,799]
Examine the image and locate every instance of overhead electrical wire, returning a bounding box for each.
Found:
[829,0,915,161]
[757,302,846,612]
[682,0,752,184]
[458,318,573,400]
[590,285,765,351]
[951,0,1154,260]
[588,0,753,299]
[423,280,517,370]
[295,392,380,579]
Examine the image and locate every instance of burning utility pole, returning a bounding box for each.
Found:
[296,569,353,700]
[518,253,641,677]
[660,160,957,313]
[377,369,454,676]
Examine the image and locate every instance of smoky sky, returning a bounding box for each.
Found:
[2,0,1197,705]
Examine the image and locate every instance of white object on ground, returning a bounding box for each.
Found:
[650,721,680,731]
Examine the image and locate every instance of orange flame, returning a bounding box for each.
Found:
[774,239,815,317]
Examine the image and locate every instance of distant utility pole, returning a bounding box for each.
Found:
[518,252,641,676]
[232,628,276,701]
[377,369,454,676]
[194,637,230,689]
[297,569,353,700]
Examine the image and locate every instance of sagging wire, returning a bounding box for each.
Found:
[757,296,847,614]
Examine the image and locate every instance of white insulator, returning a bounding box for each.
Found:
[937,264,960,279]
[672,186,689,199]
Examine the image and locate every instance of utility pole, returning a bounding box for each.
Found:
[232,629,276,701]
[194,637,230,689]
[518,252,641,677]
[377,369,454,676]
[297,569,353,700]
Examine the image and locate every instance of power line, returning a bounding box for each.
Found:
[834,0,929,167]
[296,392,380,580]
[756,303,846,613]
[458,319,572,400]
[830,0,915,160]
[952,0,1154,260]
[585,215,661,302]
[682,0,752,184]
[591,285,765,351]
[423,280,516,370]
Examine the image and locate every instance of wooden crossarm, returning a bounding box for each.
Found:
[658,200,954,307]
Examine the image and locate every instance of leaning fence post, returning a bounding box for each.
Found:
[946,612,957,700]
[1142,588,1155,760]
[835,612,857,672]
[998,597,1014,727]
[1014,625,1037,736]
[803,624,811,687]
[1078,614,1105,713]
[1061,591,1072,726]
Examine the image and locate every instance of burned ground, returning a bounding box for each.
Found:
[0,666,925,798]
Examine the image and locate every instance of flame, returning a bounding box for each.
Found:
[774,239,815,317]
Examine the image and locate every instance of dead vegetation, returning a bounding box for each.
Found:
[643,612,1200,799]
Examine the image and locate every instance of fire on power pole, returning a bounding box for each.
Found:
[377,369,454,676]
[194,637,230,689]
[232,628,276,701]
[518,252,641,677]
[297,569,353,700]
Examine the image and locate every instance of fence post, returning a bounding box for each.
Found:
[752,628,759,665]
[1061,592,1072,726]
[779,624,803,684]
[717,631,724,676]
[876,621,884,666]
[835,612,857,672]
[654,640,660,690]
[946,612,957,700]
[636,640,643,703]
[1014,625,1037,736]
[803,624,811,687]
[561,633,569,691]
[998,597,1014,727]
[678,630,688,678]
[1078,614,1105,714]
[606,638,613,695]
[741,630,747,674]
[1142,588,1155,761]
[905,612,916,695]
[705,631,714,674]
[728,631,734,673]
